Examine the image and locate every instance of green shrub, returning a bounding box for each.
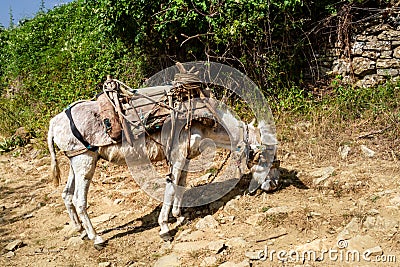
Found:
[0,0,397,143]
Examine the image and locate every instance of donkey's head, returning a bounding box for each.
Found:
[208,104,279,193]
[246,120,279,193]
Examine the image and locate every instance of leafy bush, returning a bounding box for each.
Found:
[0,135,28,154]
[0,1,145,139]
[0,0,397,143]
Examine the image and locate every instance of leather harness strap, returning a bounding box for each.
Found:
[65,106,98,152]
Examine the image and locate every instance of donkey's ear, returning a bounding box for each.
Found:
[258,120,278,145]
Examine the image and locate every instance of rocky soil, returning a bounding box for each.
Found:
[0,121,399,267]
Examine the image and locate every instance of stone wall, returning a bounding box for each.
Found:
[317,23,400,88]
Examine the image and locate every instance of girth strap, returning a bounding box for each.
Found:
[65,106,98,152]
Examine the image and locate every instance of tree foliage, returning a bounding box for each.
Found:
[0,0,395,139]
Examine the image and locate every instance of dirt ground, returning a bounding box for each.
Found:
[0,121,399,267]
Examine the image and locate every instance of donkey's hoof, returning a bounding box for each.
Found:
[93,236,107,250]
[80,230,89,240]
[94,242,106,251]
[160,232,173,242]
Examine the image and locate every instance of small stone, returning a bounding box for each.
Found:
[377,58,400,68]
[265,206,294,215]
[67,236,84,247]
[332,58,350,76]
[173,241,209,253]
[178,230,205,242]
[394,46,400,58]
[245,213,265,226]
[347,235,379,251]
[360,145,375,158]
[219,260,249,267]
[113,199,123,205]
[4,251,15,258]
[378,29,400,41]
[201,256,217,267]
[23,213,34,219]
[352,41,365,55]
[352,57,376,76]
[355,74,385,88]
[191,173,212,187]
[226,237,247,248]
[175,229,192,241]
[245,250,265,260]
[339,145,351,160]
[366,246,383,256]
[98,262,111,267]
[363,216,376,229]
[5,239,23,251]
[91,214,116,226]
[366,38,391,50]
[366,49,381,58]
[154,254,180,267]
[220,215,235,224]
[367,209,379,216]
[389,195,400,207]
[226,216,235,222]
[60,224,78,236]
[160,241,173,253]
[208,240,226,253]
[337,217,360,240]
[310,166,335,185]
[195,215,219,230]
[380,50,393,58]
[377,68,399,76]
[367,216,398,236]
[224,199,240,213]
[295,239,327,252]
[309,212,321,217]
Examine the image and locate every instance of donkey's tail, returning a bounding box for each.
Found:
[48,119,61,187]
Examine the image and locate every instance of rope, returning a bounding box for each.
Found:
[104,79,183,114]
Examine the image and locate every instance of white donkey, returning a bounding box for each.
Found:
[48,95,278,249]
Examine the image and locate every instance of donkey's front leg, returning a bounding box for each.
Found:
[158,178,175,241]
[171,133,201,225]
[158,159,186,241]
[171,168,187,226]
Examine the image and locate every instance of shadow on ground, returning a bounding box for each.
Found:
[102,166,307,243]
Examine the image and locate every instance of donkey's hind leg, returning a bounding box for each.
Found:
[70,152,105,248]
[62,165,83,233]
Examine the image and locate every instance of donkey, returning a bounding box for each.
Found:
[47,95,278,249]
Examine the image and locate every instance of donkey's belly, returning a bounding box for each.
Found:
[98,144,127,165]
[98,141,166,165]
